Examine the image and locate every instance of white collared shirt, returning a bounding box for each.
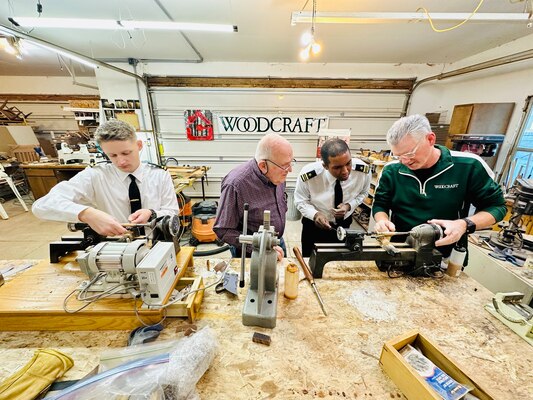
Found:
[32,163,179,223]
[294,159,371,222]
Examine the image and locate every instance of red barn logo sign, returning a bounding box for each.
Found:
[185,110,214,141]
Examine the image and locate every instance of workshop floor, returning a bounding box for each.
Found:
[0,198,309,260]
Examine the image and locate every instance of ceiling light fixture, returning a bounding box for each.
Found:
[28,41,98,69]
[291,11,532,25]
[0,36,23,59]
[0,22,95,67]
[10,17,238,33]
[299,0,322,61]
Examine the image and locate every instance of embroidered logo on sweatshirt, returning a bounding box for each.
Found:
[434,184,459,189]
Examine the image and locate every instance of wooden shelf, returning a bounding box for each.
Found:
[63,107,99,113]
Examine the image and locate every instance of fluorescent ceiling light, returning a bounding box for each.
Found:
[291,11,532,25]
[12,17,121,30]
[120,21,237,32]
[28,40,97,69]
[11,17,238,32]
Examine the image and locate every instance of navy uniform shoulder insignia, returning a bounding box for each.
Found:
[300,170,317,182]
[352,163,370,174]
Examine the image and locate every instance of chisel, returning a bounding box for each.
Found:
[293,246,327,316]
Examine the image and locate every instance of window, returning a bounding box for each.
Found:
[505,97,533,185]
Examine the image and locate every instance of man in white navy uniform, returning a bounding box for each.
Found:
[32,119,179,236]
[294,138,371,256]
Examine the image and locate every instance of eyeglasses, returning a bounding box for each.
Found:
[391,138,424,160]
[265,158,296,172]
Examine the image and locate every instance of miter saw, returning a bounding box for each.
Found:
[309,223,444,278]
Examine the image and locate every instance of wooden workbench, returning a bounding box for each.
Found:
[21,162,86,199]
[0,248,194,331]
[167,165,210,199]
[21,163,211,200]
[0,259,531,399]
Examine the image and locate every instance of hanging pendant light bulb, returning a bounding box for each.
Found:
[311,41,321,55]
[299,0,322,61]
[300,45,311,61]
[0,36,23,59]
[301,31,313,46]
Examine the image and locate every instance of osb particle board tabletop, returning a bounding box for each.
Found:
[0,258,531,399]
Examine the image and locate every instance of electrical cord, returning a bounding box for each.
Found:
[154,273,225,309]
[64,272,139,313]
[193,244,231,257]
[417,0,485,33]
[77,281,138,302]
[132,294,168,327]
[63,272,107,313]
[164,157,180,166]
[143,259,232,311]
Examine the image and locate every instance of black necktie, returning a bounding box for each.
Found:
[334,179,343,225]
[128,174,145,235]
[129,174,142,214]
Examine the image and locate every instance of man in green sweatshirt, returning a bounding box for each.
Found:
[372,114,506,257]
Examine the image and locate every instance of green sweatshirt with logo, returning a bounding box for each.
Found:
[372,145,506,253]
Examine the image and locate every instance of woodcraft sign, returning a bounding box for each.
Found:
[216,114,329,134]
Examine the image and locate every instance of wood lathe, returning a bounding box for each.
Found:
[309,223,444,278]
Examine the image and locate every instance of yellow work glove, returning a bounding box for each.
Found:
[0,349,74,400]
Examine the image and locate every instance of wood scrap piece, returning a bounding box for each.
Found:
[175,323,197,334]
[184,327,196,336]
[252,332,271,346]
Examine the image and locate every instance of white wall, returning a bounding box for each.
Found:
[0,76,97,94]
[410,33,533,176]
[94,66,151,131]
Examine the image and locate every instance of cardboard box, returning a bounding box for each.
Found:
[379,329,494,400]
[425,113,441,124]
[0,126,38,153]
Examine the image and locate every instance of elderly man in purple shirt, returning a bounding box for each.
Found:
[214,133,294,261]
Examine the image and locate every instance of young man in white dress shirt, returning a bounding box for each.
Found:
[294,138,371,256]
[32,119,179,236]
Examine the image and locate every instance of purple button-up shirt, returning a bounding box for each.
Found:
[214,159,287,253]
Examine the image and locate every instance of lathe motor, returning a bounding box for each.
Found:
[76,240,179,307]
